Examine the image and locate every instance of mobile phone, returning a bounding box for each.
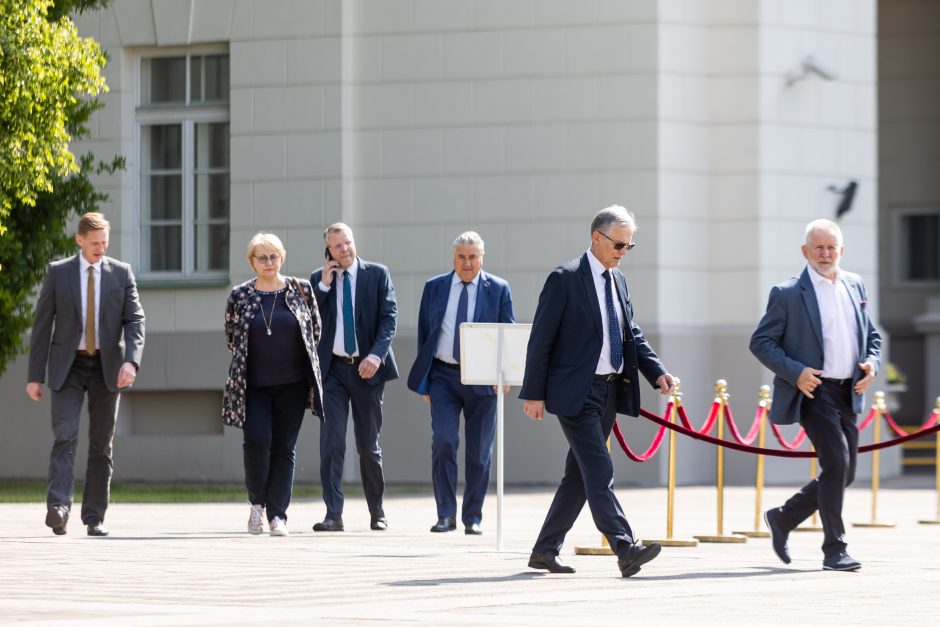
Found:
[324,246,334,261]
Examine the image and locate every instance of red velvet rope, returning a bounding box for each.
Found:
[634,408,940,458]
[723,403,762,446]
[882,410,938,438]
[611,402,671,462]
[858,407,877,431]
[770,423,808,450]
[677,402,719,434]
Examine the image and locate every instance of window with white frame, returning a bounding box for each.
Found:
[898,209,940,282]
[137,51,230,279]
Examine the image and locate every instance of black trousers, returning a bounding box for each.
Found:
[243,380,307,522]
[48,353,119,525]
[532,378,634,558]
[319,360,386,519]
[777,379,858,557]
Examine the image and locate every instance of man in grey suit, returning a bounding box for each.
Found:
[751,219,880,571]
[26,212,145,537]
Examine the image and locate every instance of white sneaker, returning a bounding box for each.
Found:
[247,504,264,535]
[270,516,289,537]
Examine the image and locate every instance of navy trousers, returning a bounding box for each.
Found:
[532,378,635,557]
[319,360,386,519]
[428,363,497,525]
[243,380,307,522]
[777,379,858,557]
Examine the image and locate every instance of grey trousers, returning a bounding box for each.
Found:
[48,354,119,525]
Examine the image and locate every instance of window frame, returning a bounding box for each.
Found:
[134,46,230,285]
[893,206,940,289]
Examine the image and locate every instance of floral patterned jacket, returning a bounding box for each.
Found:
[222,277,324,428]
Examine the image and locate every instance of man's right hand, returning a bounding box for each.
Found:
[26,382,42,401]
[524,400,545,421]
[797,367,823,399]
[321,260,341,287]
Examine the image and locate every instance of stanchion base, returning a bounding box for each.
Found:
[642,538,699,547]
[852,521,896,528]
[918,519,940,525]
[733,530,769,538]
[693,534,747,543]
[574,546,614,556]
[792,526,823,532]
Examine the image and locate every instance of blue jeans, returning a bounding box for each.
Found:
[243,380,307,521]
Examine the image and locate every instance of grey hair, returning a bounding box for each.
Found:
[591,205,637,234]
[453,230,484,253]
[804,219,843,245]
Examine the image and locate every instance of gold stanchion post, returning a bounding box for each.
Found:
[642,378,698,547]
[734,385,770,538]
[793,448,824,532]
[695,380,746,544]
[918,397,940,525]
[854,391,896,528]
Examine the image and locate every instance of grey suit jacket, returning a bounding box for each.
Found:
[750,267,881,425]
[28,254,145,393]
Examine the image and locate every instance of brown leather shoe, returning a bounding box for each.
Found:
[528,551,575,574]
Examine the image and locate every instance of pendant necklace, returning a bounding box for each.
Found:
[259,290,278,336]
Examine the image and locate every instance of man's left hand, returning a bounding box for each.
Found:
[655,373,676,396]
[854,361,875,394]
[359,355,382,379]
[117,362,137,388]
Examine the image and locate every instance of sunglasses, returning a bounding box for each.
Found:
[596,231,636,251]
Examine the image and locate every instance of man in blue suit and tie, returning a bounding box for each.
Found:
[310,223,398,532]
[520,206,675,577]
[408,231,515,535]
[751,219,881,572]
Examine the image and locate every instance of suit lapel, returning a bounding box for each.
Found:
[842,275,866,356]
[799,268,824,352]
[473,270,489,321]
[69,255,83,320]
[578,253,602,336]
[354,258,366,326]
[612,269,630,330]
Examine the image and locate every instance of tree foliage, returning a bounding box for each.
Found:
[0,0,118,375]
[0,0,107,225]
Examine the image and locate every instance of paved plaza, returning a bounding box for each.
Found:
[1,479,938,626]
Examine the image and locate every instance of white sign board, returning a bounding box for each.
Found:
[459,323,532,386]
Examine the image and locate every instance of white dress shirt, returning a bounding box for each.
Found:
[809,266,859,379]
[320,259,360,357]
[434,271,480,364]
[587,250,624,375]
[78,255,102,351]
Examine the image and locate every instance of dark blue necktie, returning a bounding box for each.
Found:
[453,281,469,363]
[604,270,623,371]
[342,270,355,355]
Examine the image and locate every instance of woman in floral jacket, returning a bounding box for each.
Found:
[223,233,323,537]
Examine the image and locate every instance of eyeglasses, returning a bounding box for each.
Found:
[253,254,281,265]
[596,231,636,251]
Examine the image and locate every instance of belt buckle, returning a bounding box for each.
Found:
[337,355,355,364]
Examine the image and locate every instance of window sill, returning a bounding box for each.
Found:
[138,277,230,289]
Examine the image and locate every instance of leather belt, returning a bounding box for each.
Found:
[820,376,851,386]
[334,354,358,365]
[76,349,98,357]
[594,373,618,383]
[433,358,460,371]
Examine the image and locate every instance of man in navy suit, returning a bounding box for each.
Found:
[407,231,515,535]
[520,206,675,577]
[751,219,881,572]
[310,223,398,532]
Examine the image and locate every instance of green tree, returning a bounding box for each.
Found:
[0,0,119,374]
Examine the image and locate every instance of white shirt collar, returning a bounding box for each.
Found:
[79,254,102,273]
[342,258,359,279]
[587,249,608,277]
[808,265,841,286]
[451,270,481,287]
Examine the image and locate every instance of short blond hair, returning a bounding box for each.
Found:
[78,212,110,235]
[246,232,286,267]
[323,222,353,243]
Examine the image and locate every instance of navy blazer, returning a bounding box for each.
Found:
[407,270,515,396]
[750,267,882,425]
[519,253,666,418]
[310,258,399,385]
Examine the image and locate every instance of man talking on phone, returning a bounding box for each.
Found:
[310,223,398,532]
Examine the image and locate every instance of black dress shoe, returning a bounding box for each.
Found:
[528,551,575,574]
[764,508,792,565]
[823,552,861,571]
[430,517,457,532]
[617,541,662,577]
[464,522,482,535]
[312,518,344,532]
[86,523,109,537]
[371,516,388,531]
[45,505,69,536]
